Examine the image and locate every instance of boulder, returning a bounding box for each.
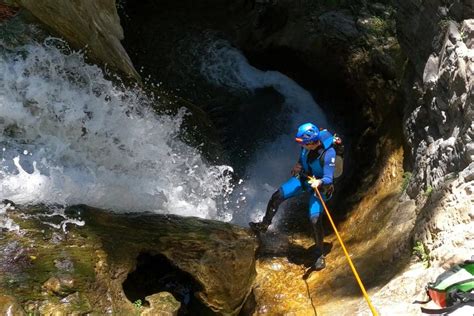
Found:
[0,205,257,315]
[11,0,139,79]
[318,10,360,42]
[141,292,180,316]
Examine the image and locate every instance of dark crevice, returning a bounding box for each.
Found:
[122,252,215,315]
[238,290,256,316]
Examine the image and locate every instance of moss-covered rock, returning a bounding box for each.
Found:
[141,292,180,316]
[0,205,257,315]
[0,295,26,316]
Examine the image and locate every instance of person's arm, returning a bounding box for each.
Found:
[291,162,302,176]
[291,149,304,176]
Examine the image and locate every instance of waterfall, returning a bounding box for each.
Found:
[0,37,234,223]
[199,39,329,226]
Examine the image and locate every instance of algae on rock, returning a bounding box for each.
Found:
[0,205,257,315]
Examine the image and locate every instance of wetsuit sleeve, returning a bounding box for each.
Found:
[321,148,336,185]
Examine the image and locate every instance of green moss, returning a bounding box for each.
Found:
[423,185,433,197]
[400,171,412,193]
[412,241,431,268]
[0,208,97,308]
[438,18,453,31]
[1,205,256,315]
[0,237,96,304]
[133,299,143,315]
[364,16,390,36]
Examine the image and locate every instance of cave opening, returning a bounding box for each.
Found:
[117,0,403,223]
[240,45,395,220]
[122,252,215,315]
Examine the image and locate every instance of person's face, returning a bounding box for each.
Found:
[303,140,320,150]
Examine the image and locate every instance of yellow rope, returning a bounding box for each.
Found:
[313,184,379,316]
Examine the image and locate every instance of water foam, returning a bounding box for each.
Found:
[199,39,329,225]
[0,38,233,220]
[0,202,18,231]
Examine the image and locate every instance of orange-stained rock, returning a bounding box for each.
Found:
[0,295,26,316]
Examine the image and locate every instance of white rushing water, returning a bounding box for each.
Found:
[0,201,18,231]
[0,38,234,221]
[200,39,329,226]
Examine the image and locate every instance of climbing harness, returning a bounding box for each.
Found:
[310,177,378,316]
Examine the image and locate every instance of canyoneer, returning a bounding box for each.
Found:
[250,122,340,271]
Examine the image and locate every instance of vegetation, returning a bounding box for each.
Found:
[133,299,143,315]
[423,185,433,197]
[438,18,454,31]
[413,241,431,268]
[367,16,390,35]
[400,171,412,192]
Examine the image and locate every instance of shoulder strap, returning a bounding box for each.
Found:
[300,148,311,174]
[413,297,431,305]
[421,301,463,314]
[319,148,329,167]
[421,292,474,314]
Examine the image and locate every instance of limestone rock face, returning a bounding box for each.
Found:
[356,6,474,313]
[404,19,473,198]
[12,0,139,79]
[0,206,257,315]
[394,2,473,206]
[413,165,474,262]
[350,169,474,315]
[393,0,473,76]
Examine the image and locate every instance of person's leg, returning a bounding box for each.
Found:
[249,177,302,232]
[249,189,284,232]
[261,189,285,225]
[309,194,326,270]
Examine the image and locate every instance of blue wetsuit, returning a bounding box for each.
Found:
[250,129,337,263]
[280,129,336,219]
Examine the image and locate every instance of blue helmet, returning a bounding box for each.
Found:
[295,123,320,145]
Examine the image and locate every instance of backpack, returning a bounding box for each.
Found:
[319,133,344,179]
[415,259,474,314]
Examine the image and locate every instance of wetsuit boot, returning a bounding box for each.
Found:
[249,190,284,233]
[310,215,326,270]
[313,255,326,271]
